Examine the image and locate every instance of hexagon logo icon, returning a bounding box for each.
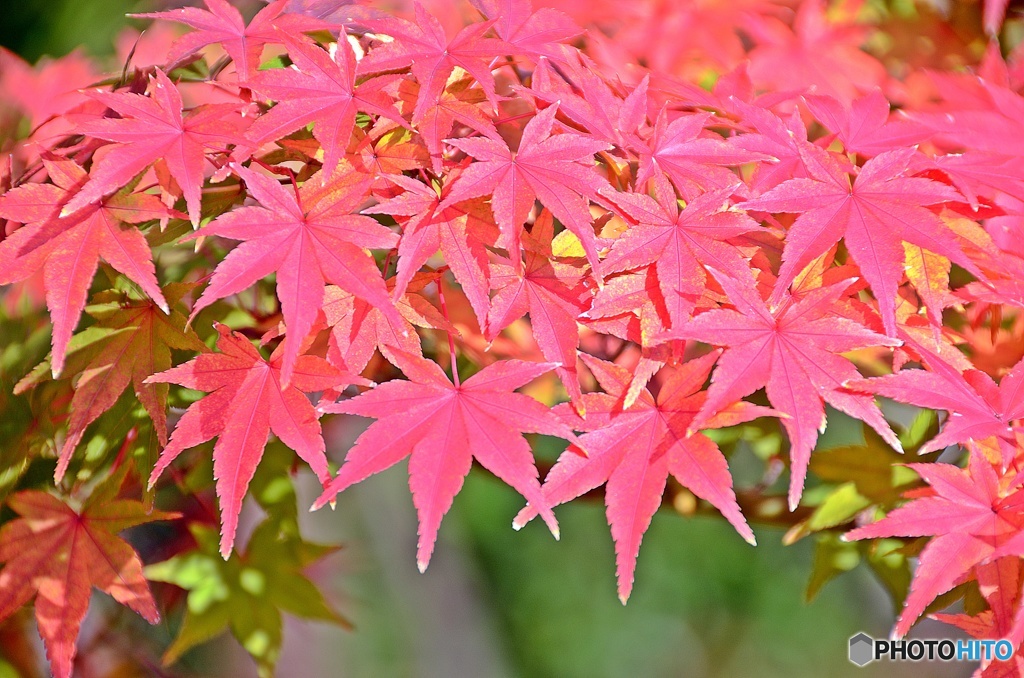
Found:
[849,633,874,667]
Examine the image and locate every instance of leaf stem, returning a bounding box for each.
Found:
[437,281,460,388]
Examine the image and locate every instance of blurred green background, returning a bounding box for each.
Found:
[0,0,145,63]
[0,2,973,676]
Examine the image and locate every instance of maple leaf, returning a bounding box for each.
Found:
[737,143,974,335]
[576,262,685,409]
[579,300,671,403]
[929,151,1024,213]
[585,0,767,81]
[932,557,1024,676]
[344,124,429,189]
[313,350,574,571]
[358,4,508,124]
[62,69,247,226]
[0,154,175,378]
[322,275,451,374]
[907,74,1024,157]
[146,324,362,557]
[134,0,331,80]
[903,243,955,329]
[245,32,405,177]
[15,283,207,482]
[600,185,760,327]
[844,452,1024,637]
[802,90,930,158]
[469,0,582,62]
[394,75,503,174]
[0,471,177,678]
[146,520,346,675]
[190,163,402,384]
[745,0,886,103]
[487,210,590,407]
[0,47,96,130]
[635,110,766,200]
[727,97,810,194]
[363,173,495,332]
[526,53,650,148]
[273,0,378,25]
[663,269,902,509]
[515,352,766,602]
[846,339,1024,468]
[440,104,612,274]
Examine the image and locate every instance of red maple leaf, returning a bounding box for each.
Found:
[0,154,175,377]
[358,4,507,124]
[133,0,331,80]
[364,173,495,332]
[344,124,429,190]
[600,184,759,327]
[582,266,679,361]
[737,143,974,335]
[0,476,177,678]
[727,97,810,194]
[907,72,1024,157]
[803,89,930,158]
[62,69,247,226]
[469,0,582,62]
[394,75,502,174]
[514,352,766,601]
[245,32,404,177]
[440,104,612,274]
[844,452,1024,637]
[190,163,402,384]
[313,350,574,571]
[486,209,591,407]
[578,263,695,410]
[847,338,1024,467]
[526,53,650,148]
[146,324,361,556]
[273,0,377,24]
[932,557,1024,676]
[664,269,901,509]
[15,284,208,482]
[322,274,451,375]
[635,110,766,200]
[929,151,1024,213]
[745,0,886,103]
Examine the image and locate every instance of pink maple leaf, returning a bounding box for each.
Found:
[440,104,612,275]
[514,352,766,602]
[314,351,574,571]
[663,269,901,509]
[189,163,403,385]
[62,69,247,226]
[147,324,361,557]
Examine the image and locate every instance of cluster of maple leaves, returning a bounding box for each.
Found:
[1,0,1024,675]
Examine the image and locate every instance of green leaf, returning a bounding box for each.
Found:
[809,422,932,505]
[161,603,233,666]
[145,518,347,675]
[864,538,913,616]
[784,482,871,544]
[805,533,861,603]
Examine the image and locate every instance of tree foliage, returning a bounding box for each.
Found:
[1,0,1024,675]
